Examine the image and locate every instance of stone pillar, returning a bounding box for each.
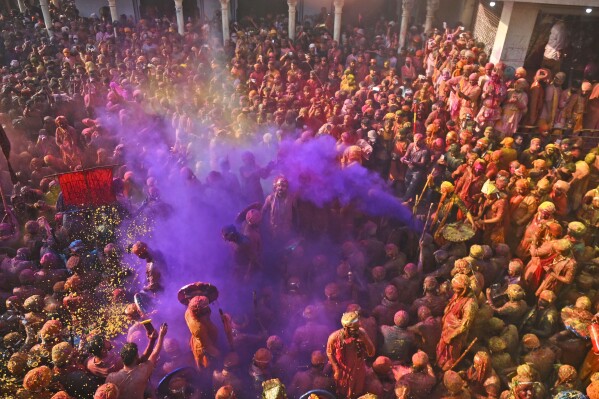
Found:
[399,0,414,51]
[39,0,52,33]
[174,0,184,35]
[108,0,118,22]
[489,0,514,64]
[333,0,344,43]
[424,0,439,35]
[460,0,476,30]
[220,0,230,45]
[288,0,297,40]
[17,0,25,12]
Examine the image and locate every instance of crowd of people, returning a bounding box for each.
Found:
[1,1,599,399]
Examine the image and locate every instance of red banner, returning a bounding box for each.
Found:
[57,167,116,207]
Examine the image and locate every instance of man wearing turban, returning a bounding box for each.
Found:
[436,274,478,371]
[535,239,577,298]
[431,181,475,246]
[539,71,566,128]
[326,311,375,398]
[557,81,592,132]
[476,180,507,245]
[185,296,220,370]
[516,201,557,263]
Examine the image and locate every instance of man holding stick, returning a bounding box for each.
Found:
[437,273,479,371]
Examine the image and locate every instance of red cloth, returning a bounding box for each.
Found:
[57,167,116,207]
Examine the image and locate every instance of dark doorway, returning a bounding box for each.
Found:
[524,10,599,83]
[140,0,198,20]
[342,0,387,26]
[237,0,286,19]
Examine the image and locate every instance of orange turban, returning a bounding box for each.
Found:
[23,366,52,391]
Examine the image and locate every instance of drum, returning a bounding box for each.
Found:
[442,222,476,243]
[157,367,202,399]
[177,282,219,305]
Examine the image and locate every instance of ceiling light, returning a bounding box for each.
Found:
[489,1,496,7]
[586,8,592,13]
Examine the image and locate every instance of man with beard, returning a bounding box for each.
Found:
[457,73,482,125]
[561,81,593,133]
[436,273,478,371]
[444,143,464,178]
[540,71,566,128]
[499,78,529,137]
[516,201,557,262]
[519,138,542,169]
[455,158,487,213]
[535,239,577,298]
[475,180,507,245]
[476,72,506,131]
[508,179,537,249]
[389,126,411,191]
[262,176,298,243]
[520,290,559,339]
[525,69,550,126]
[54,115,82,170]
[431,181,475,246]
[326,311,375,398]
[372,118,394,179]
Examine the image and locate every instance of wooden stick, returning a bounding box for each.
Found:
[0,183,7,214]
[419,203,435,245]
[449,337,478,370]
[413,173,433,213]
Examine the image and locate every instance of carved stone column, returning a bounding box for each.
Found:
[399,0,414,50]
[108,0,118,22]
[288,0,297,40]
[174,0,184,35]
[220,0,230,45]
[39,0,52,33]
[333,0,344,43]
